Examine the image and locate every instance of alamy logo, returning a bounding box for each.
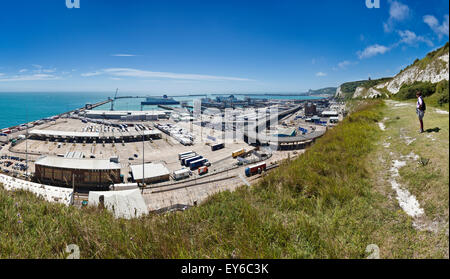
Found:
[365,0,380,9]
[66,0,80,9]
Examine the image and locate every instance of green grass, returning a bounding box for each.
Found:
[0,100,448,258]
[402,42,449,72]
[365,100,449,258]
[339,78,392,100]
[392,80,449,111]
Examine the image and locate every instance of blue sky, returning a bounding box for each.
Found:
[0,0,448,94]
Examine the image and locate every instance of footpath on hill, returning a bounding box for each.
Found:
[366,100,449,258]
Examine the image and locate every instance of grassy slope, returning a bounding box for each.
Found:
[340,78,392,99]
[0,101,448,258]
[366,101,449,258]
[402,42,449,72]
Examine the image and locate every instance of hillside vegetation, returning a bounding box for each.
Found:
[1,100,447,258]
[394,80,449,110]
[338,42,449,100]
[402,42,449,72]
[338,78,392,99]
[307,87,337,96]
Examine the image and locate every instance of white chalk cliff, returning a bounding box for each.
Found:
[335,43,449,99]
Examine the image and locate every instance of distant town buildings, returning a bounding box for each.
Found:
[304,102,317,116]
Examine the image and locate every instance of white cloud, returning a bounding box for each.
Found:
[0,73,4,76]
[333,60,358,71]
[42,68,56,73]
[81,68,253,81]
[398,30,433,46]
[111,54,137,57]
[29,64,57,74]
[357,44,391,59]
[315,72,327,77]
[357,30,433,60]
[383,1,410,32]
[423,14,449,39]
[19,69,28,73]
[0,74,60,82]
[338,61,351,69]
[81,71,103,77]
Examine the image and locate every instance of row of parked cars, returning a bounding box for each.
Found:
[1,155,24,161]
[0,154,29,174]
[0,160,28,170]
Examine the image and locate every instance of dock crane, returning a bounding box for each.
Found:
[110,88,119,111]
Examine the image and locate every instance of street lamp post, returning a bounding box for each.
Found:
[142,132,145,188]
[25,108,28,179]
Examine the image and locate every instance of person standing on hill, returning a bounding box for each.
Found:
[416,91,426,133]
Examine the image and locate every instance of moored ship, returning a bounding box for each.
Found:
[141,95,180,105]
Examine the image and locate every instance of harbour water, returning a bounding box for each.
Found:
[0,92,324,129]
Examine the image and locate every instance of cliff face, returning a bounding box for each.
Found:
[335,86,343,98]
[352,87,386,99]
[385,53,449,94]
[336,43,449,99]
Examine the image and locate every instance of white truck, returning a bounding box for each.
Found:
[173,168,191,180]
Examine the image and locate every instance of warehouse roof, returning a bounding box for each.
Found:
[30,129,98,138]
[29,129,161,138]
[35,156,121,170]
[130,163,170,180]
[85,110,168,116]
[321,111,339,116]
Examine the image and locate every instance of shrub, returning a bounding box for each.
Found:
[435,80,449,106]
[395,81,436,100]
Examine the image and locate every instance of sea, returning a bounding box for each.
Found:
[0,92,324,129]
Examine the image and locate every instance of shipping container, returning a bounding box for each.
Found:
[185,156,203,167]
[211,142,225,151]
[173,168,191,180]
[232,148,246,158]
[245,162,266,177]
[190,158,208,170]
[180,152,196,159]
[180,153,198,165]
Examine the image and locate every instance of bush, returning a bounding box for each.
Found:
[435,80,449,106]
[395,81,436,100]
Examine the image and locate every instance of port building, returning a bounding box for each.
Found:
[130,163,170,184]
[29,129,161,143]
[34,156,122,189]
[321,110,339,117]
[83,110,170,120]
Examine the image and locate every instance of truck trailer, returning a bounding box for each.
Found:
[232,148,246,158]
[184,155,203,167]
[211,142,225,151]
[245,162,266,177]
[178,151,195,160]
[173,168,191,180]
[180,153,198,165]
[190,158,208,170]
